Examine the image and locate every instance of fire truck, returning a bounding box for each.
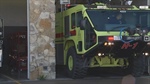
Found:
[56,0,150,78]
[8,32,27,72]
[0,18,4,68]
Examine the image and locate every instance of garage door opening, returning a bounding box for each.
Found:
[0,0,28,79]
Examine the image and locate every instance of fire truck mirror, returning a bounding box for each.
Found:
[80,18,88,30]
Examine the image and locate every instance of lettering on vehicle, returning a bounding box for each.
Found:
[121,42,138,49]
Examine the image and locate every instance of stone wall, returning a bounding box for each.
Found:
[29,0,55,80]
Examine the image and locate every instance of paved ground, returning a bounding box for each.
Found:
[0,75,150,84]
[0,67,150,84]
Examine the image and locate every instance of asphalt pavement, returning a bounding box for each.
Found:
[0,75,150,84]
[0,66,150,84]
[19,76,150,84]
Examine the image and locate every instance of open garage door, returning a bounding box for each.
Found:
[0,0,28,80]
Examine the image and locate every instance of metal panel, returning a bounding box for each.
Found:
[27,0,30,79]
[60,0,70,4]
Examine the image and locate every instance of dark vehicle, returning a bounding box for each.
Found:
[8,32,27,72]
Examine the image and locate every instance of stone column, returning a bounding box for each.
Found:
[29,0,55,80]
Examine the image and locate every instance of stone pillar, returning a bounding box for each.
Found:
[29,0,55,80]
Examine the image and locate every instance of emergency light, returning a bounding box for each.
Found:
[139,6,149,9]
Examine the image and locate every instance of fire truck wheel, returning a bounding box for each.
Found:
[66,46,87,79]
[130,55,145,77]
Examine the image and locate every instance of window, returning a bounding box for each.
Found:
[77,11,83,27]
[64,16,69,37]
[71,13,75,28]
[84,17,96,50]
[86,10,150,31]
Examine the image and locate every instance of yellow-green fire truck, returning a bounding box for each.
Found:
[56,0,150,78]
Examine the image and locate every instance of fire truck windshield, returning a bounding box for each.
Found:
[86,10,150,31]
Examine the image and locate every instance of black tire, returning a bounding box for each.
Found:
[66,47,87,79]
[129,55,145,77]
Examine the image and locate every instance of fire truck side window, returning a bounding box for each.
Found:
[84,17,96,50]
[64,16,70,37]
[71,13,75,29]
[77,11,83,27]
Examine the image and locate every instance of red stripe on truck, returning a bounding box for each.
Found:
[56,30,76,38]
[70,30,76,36]
[56,33,63,38]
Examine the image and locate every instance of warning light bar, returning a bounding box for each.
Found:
[97,6,107,9]
[139,6,149,9]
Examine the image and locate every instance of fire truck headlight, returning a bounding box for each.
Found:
[104,42,114,46]
[108,42,111,45]
[104,42,108,46]
[143,52,149,56]
[98,53,102,56]
[98,53,104,56]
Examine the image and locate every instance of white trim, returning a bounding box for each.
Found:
[60,0,70,4]
[27,0,30,79]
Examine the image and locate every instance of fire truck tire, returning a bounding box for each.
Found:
[131,55,145,77]
[66,47,87,79]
